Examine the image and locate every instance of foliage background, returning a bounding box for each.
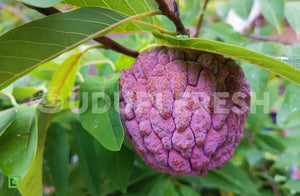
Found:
[0,0,300,195]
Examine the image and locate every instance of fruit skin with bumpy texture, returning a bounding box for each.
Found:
[119,47,250,176]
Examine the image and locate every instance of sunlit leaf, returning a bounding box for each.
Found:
[47,52,81,101]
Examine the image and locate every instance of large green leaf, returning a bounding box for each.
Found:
[0,105,37,177]
[258,0,284,33]
[285,2,300,39]
[44,124,70,196]
[153,31,300,86]
[61,0,163,33]
[79,74,124,151]
[0,108,16,137]
[19,0,62,8]
[229,0,253,19]
[0,7,132,90]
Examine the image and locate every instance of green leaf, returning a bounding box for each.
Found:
[0,7,131,90]
[280,43,300,58]
[116,54,136,70]
[285,2,300,39]
[148,177,179,196]
[284,180,300,192]
[277,83,300,129]
[205,22,248,45]
[79,75,124,151]
[19,0,62,8]
[0,108,16,137]
[179,185,200,196]
[214,0,230,17]
[258,0,284,33]
[12,87,42,101]
[180,0,201,27]
[247,148,264,165]
[71,120,101,195]
[47,52,81,100]
[179,161,258,196]
[241,42,276,132]
[44,124,69,196]
[0,105,37,177]
[229,0,253,19]
[153,31,300,86]
[254,134,286,154]
[61,0,163,33]
[102,146,134,193]
[19,110,52,196]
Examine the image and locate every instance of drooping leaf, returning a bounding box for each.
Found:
[229,0,253,19]
[71,119,101,195]
[0,105,37,177]
[18,0,62,8]
[44,124,70,196]
[153,31,300,86]
[79,74,124,151]
[258,0,284,33]
[0,7,131,90]
[285,2,300,39]
[0,108,16,137]
[61,0,163,33]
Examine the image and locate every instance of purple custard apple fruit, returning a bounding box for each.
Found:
[119,46,250,176]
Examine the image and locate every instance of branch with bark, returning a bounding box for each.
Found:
[27,6,139,58]
[194,0,209,37]
[154,0,188,35]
